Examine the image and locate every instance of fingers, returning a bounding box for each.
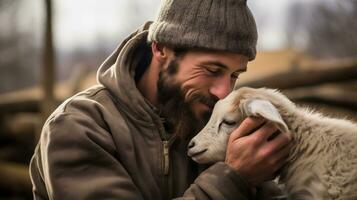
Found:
[229,117,266,142]
[251,121,280,143]
[265,131,292,154]
[254,125,292,171]
[226,117,292,186]
[271,142,291,172]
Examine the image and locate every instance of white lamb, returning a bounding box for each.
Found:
[187,87,357,200]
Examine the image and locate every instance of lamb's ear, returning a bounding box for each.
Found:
[244,99,289,133]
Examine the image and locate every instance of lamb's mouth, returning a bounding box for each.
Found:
[188,148,207,158]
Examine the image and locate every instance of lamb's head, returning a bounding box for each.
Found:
[187,87,291,164]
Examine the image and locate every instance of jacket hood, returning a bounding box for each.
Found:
[97,22,156,125]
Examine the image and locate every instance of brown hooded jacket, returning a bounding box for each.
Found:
[29,22,256,200]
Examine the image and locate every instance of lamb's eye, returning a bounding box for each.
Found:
[222,119,237,126]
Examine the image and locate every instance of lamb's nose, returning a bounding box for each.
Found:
[188,140,195,149]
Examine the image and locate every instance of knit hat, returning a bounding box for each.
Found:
[148,0,258,60]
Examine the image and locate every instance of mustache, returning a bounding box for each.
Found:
[189,93,219,108]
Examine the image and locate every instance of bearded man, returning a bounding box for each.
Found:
[30,0,292,199]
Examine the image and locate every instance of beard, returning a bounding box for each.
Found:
[156,58,219,140]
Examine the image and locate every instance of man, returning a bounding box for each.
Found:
[30,0,292,199]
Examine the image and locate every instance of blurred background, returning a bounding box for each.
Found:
[0,0,356,199]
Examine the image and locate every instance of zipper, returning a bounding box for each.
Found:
[162,136,176,199]
[162,140,170,199]
[156,115,176,199]
[162,140,170,175]
[162,136,176,175]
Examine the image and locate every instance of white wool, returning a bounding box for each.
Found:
[188,87,357,200]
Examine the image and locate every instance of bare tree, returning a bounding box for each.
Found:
[287,0,357,58]
[0,0,39,94]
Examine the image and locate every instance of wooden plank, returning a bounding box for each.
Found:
[0,161,32,197]
[237,59,357,89]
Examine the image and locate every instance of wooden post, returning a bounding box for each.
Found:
[41,0,56,126]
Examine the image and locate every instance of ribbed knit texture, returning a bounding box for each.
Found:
[148,0,258,60]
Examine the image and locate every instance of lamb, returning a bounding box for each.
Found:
[187,87,357,200]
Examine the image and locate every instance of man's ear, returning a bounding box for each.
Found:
[243,99,289,133]
[151,42,172,63]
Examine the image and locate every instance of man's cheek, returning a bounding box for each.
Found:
[180,87,192,103]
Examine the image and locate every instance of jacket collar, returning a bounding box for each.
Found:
[97,22,159,126]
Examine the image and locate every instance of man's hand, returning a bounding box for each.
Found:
[225,117,292,187]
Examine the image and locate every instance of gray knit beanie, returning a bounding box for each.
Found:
[148,0,258,60]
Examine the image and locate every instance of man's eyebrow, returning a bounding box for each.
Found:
[201,61,247,72]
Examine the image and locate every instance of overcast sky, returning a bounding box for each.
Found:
[50,0,296,51]
[24,0,325,51]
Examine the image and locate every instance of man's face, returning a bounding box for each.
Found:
[157,49,248,139]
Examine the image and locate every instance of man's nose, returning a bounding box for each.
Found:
[209,78,232,99]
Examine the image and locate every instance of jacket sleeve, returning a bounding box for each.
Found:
[177,162,254,200]
[30,112,145,200]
